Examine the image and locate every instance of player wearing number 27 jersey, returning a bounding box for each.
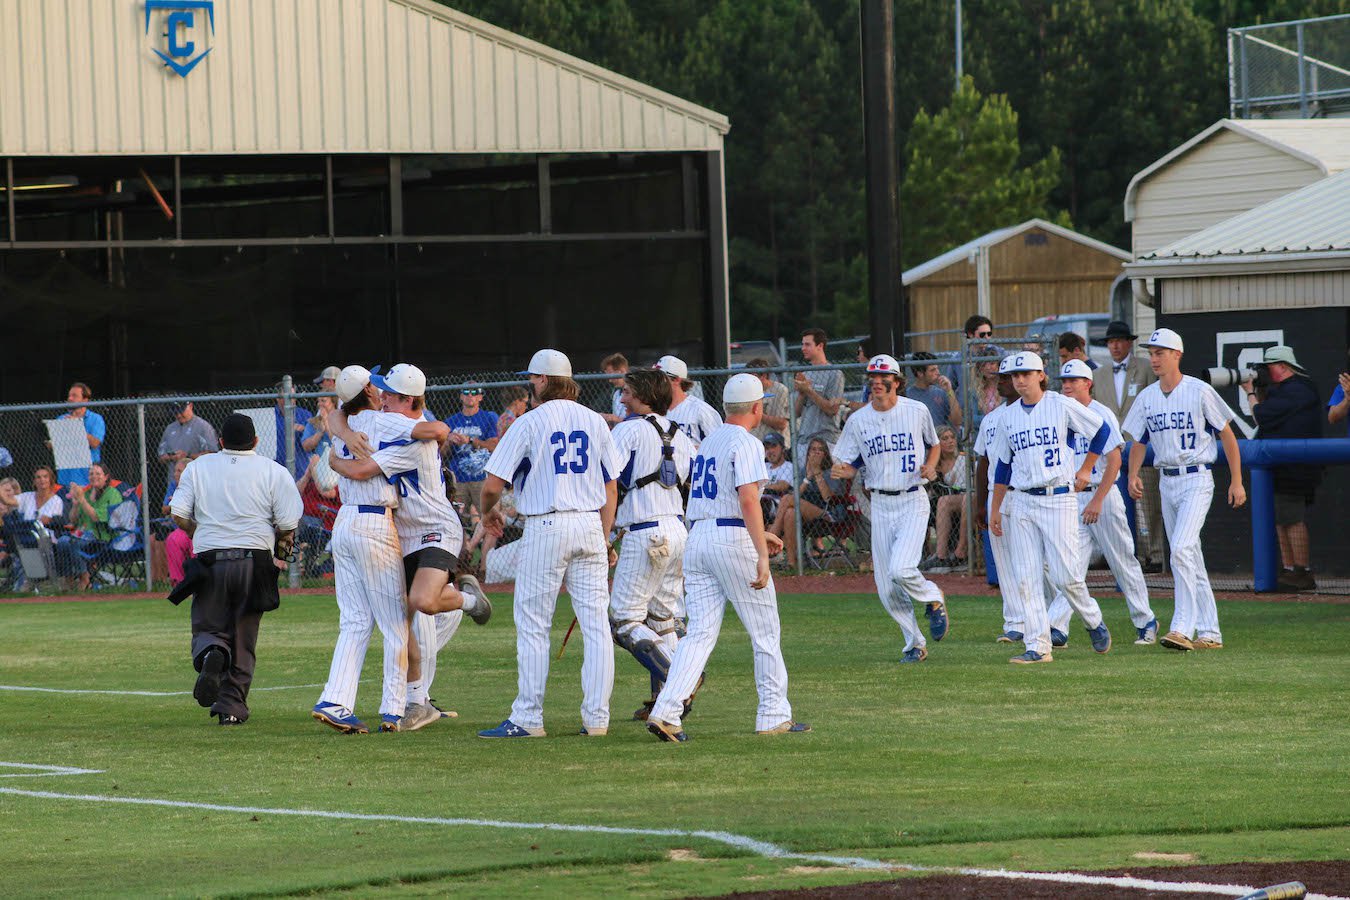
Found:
[478,349,622,738]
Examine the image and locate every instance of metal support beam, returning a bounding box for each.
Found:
[860,0,906,356]
[324,155,334,239]
[704,151,730,367]
[388,155,403,236]
[537,155,552,233]
[5,158,14,244]
[173,157,182,241]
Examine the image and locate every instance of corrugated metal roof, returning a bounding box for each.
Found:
[1123,118,1350,220]
[1140,170,1350,260]
[902,218,1128,285]
[0,0,728,156]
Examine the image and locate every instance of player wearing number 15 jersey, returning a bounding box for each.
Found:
[831,354,946,663]
[478,349,622,739]
[648,373,809,743]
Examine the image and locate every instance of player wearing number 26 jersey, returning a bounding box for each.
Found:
[649,373,808,741]
[478,349,622,738]
[831,354,946,662]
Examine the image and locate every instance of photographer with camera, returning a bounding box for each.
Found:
[1243,346,1323,592]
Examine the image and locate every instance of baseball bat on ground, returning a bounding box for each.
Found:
[556,617,578,659]
[1236,882,1306,900]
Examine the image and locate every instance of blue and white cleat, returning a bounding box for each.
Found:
[1050,628,1069,648]
[756,720,812,735]
[378,713,403,733]
[1088,623,1112,654]
[477,718,546,739]
[647,718,688,742]
[900,647,928,664]
[1010,650,1052,665]
[1135,618,1158,645]
[996,630,1024,644]
[311,702,369,734]
[925,601,949,641]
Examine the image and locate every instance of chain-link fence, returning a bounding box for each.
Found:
[2,345,1344,597]
[1229,14,1350,118]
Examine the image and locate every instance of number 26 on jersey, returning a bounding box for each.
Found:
[689,455,718,499]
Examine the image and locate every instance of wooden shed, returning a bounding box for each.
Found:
[901,219,1128,351]
[1124,118,1350,338]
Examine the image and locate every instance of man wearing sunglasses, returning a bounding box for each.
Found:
[446,384,499,531]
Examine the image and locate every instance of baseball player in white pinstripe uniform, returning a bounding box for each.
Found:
[973,357,1023,642]
[648,373,809,743]
[989,352,1112,664]
[1123,328,1245,652]
[311,365,451,734]
[328,364,492,732]
[609,368,700,720]
[1047,360,1158,645]
[477,349,623,738]
[829,354,947,662]
[655,355,723,446]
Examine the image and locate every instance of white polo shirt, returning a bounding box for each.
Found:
[171,449,303,553]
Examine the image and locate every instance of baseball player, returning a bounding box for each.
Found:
[973,356,1023,642]
[829,354,947,662]
[1046,360,1158,645]
[1123,328,1246,652]
[648,373,809,742]
[477,348,622,738]
[609,368,699,719]
[328,363,492,732]
[655,355,723,446]
[989,352,1113,664]
[311,365,451,734]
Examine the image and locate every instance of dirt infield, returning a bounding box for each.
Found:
[3,574,1347,605]
[718,859,1350,898]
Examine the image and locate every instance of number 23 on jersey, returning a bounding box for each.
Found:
[550,430,590,473]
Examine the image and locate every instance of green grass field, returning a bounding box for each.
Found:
[1,590,1347,898]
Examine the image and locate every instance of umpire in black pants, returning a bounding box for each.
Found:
[171,414,303,724]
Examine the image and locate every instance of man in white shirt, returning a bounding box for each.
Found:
[171,414,303,726]
[656,355,723,446]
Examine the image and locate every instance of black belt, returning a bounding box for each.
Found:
[199,548,253,562]
[1023,485,1070,496]
[715,518,745,527]
[628,521,658,532]
[874,486,920,496]
[1161,464,1211,476]
[357,504,390,515]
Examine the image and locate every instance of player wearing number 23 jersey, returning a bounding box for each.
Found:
[479,349,622,738]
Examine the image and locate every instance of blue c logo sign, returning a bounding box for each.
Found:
[145,1,215,78]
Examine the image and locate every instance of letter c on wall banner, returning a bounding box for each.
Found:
[145,0,216,78]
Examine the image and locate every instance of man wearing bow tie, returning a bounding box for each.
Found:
[1092,321,1163,573]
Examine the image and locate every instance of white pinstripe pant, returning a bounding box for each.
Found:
[1160,472,1221,641]
[1005,490,1103,656]
[987,492,1023,634]
[1049,487,1154,632]
[651,521,792,732]
[610,516,687,652]
[320,506,409,716]
[509,511,614,731]
[869,491,944,652]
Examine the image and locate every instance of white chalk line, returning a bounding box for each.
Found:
[0,682,345,697]
[1,786,1342,898]
[0,763,105,779]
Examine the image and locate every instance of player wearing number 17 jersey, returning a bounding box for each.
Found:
[1124,328,1245,652]
[478,349,622,738]
[830,354,947,662]
[648,373,809,743]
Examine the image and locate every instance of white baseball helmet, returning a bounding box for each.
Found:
[1003,351,1045,373]
[723,372,765,405]
[335,365,372,404]
[866,354,902,375]
[1141,327,1184,352]
[654,355,690,381]
[520,348,572,377]
[1060,359,1094,380]
[371,363,427,397]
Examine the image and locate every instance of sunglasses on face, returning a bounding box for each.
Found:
[461,389,483,396]
[975,329,993,338]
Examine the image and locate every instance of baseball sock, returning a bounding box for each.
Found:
[407,679,428,705]
[459,591,482,614]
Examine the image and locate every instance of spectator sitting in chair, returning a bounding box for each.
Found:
[768,436,848,564]
[922,425,969,574]
[157,457,195,587]
[19,465,65,528]
[295,454,339,578]
[0,477,21,587]
[759,432,793,525]
[66,462,124,590]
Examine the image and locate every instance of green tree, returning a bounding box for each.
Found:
[900,76,1065,267]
